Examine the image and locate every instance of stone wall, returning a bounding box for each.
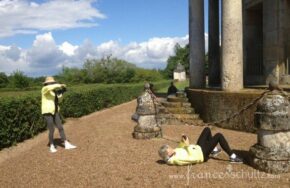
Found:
[186,89,267,133]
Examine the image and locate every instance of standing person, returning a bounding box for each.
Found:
[41,76,77,153]
[158,127,243,165]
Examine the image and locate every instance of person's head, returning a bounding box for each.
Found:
[43,76,57,86]
[170,81,175,86]
[158,144,174,162]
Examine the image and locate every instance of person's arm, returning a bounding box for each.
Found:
[42,84,66,95]
[178,135,190,148]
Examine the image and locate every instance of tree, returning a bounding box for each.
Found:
[164,43,189,78]
[0,72,8,88]
[9,70,30,88]
[83,57,138,83]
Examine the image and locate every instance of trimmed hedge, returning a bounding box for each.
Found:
[0,81,169,149]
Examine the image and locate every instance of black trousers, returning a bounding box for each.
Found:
[196,127,233,161]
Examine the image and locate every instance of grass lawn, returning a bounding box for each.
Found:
[156,80,189,93]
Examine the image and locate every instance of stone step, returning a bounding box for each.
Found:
[176,91,186,98]
[182,102,192,108]
[167,96,188,103]
[172,113,200,120]
[166,107,194,114]
[160,101,192,108]
[157,106,167,114]
[159,114,200,121]
[166,117,204,126]
[161,101,182,108]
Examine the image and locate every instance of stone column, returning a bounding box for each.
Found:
[208,0,220,87]
[221,0,243,91]
[189,0,205,88]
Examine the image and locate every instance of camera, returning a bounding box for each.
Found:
[54,86,67,95]
[182,134,187,140]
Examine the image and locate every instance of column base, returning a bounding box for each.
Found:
[251,157,290,174]
[132,125,162,139]
[250,144,290,174]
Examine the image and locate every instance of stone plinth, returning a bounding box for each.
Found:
[132,84,162,139]
[250,91,290,174]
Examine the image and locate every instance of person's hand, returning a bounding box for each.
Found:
[181,134,189,145]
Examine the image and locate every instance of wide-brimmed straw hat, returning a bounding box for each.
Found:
[43,76,56,84]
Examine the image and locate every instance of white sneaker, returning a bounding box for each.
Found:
[65,141,77,150]
[50,144,57,153]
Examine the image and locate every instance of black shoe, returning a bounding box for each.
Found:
[210,148,222,157]
[230,156,243,164]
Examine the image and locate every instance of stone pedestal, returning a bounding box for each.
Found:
[250,91,290,174]
[132,84,162,139]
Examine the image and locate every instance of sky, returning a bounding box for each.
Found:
[0,0,209,77]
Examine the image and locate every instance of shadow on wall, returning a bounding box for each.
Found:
[186,89,265,133]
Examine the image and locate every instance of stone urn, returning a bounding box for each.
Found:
[250,91,290,174]
[132,83,162,139]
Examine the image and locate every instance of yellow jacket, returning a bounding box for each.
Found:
[41,83,63,115]
[167,141,204,165]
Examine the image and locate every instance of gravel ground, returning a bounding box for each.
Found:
[0,100,289,188]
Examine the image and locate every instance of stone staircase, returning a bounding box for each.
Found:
[157,91,204,126]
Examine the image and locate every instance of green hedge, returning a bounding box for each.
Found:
[0,81,169,149]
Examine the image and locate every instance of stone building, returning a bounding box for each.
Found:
[189,0,290,91]
[173,63,186,81]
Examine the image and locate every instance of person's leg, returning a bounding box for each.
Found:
[54,113,67,142]
[54,113,77,149]
[44,115,55,145]
[196,127,212,146]
[202,133,233,160]
[197,127,221,160]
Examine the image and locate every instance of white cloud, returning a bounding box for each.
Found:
[0,32,210,76]
[59,42,78,56]
[0,0,106,37]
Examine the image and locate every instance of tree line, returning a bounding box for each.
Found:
[0,57,164,89]
[0,43,203,89]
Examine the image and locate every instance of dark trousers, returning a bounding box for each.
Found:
[43,113,66,145]
[196,127,233,161]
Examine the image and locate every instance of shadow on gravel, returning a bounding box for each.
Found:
[46,138,65,148]
[156,160,167,165]
[232,149,253,167]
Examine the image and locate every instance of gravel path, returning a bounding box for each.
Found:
[0,100,289,188]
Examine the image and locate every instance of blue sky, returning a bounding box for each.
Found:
[0,0,209,76]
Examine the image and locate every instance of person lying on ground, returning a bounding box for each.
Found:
[158,127,243,165]
[42,76,77,153]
